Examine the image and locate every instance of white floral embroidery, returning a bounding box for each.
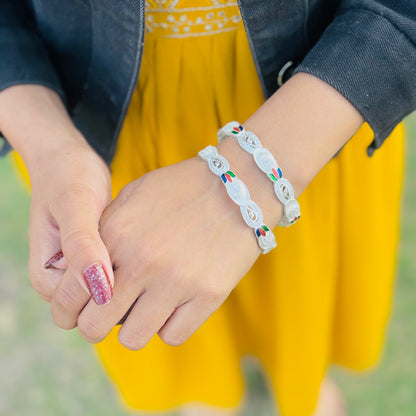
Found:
[145,0,241,38]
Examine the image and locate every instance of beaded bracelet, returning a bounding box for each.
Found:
[198,144,277,254]
[217,121,301,227]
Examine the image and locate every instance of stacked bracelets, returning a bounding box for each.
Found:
[198,145,277,254]
[198,121,301,255]
[218,121,301,228]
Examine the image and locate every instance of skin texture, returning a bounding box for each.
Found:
[0,85,113,310]
[0,73,363,349]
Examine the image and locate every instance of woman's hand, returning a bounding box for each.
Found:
[28,137,114,313]
[0,85,114,315]
[51,145,283,349]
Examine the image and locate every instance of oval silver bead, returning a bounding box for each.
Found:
[208,155,229,176]
[238,131,261,154]
[274,178,294,204]
[240,202,263,228]
[253,147,279,174]
[225,178,250,205]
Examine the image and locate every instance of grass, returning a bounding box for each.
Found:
[0,113,415,416]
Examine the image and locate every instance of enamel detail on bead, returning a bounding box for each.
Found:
[217,121,245,142]
[253,147,279,175]
[218,121,301,228]
[208,154,229,175]
[198,144,277,254]
[282,199,301,224]
[256,227,277,253]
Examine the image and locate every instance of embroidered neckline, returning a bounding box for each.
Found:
[145,0,241,38]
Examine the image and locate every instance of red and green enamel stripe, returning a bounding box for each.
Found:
[256,225,269,237]
[221,170,236,183]
[269,167,283,182]
[231,125,244,135]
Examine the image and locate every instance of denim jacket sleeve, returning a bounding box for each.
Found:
[0,0,65,156]
[294,0,416,156]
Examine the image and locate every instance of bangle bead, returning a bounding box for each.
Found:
[218,121,301,227]
[198,144,277,254]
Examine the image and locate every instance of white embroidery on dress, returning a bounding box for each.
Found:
[145,0,241,38]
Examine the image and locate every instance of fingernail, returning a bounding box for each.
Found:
[82,263,113,305]
[44,250,64,269]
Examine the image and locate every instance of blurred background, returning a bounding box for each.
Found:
[0,114,415,416]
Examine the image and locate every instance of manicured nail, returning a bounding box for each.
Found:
[82,263,113,305]
[44,250,64,269]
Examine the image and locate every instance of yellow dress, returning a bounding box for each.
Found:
[14,1,404,415]
[94,2,406,415]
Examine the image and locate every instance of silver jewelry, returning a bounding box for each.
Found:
[218,121,301,227]
[198,145,277,254]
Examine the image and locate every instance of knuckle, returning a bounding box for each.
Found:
[61,228,97,251]
[117,181,136,202]
[77,316,105,343]
[30,274,52,301]
[118,331,147,351]
[30,277,44,295]
[58,182,100,207]
[51,313,76,330]
[100,221,122,250]
[39,292,53,303]
[200,283,227,303]
[159,330,187,347]
[127,245,157,275]
[53,287,77,312]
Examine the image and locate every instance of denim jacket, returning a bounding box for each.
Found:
[0,0,415,163]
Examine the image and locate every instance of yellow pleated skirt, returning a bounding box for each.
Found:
[13,1,405,415]
[93,2,406,415]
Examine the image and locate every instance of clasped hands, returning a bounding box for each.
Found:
[29,135,282,351]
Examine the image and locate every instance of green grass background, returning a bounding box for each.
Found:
[0,114,415,416]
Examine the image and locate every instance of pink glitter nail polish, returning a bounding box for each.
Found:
[44,250,64,269]
[82,263,113,305]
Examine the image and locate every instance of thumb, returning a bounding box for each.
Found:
[52,187,114,305]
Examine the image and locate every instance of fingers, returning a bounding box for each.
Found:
[44,250,68,270]
[117,287,180,350]
[51,267,92,329]
[76,266,227,350]
[29,202,64,302]
[51,183,114,305]
[76,265,146,343]
[158,296,221,347]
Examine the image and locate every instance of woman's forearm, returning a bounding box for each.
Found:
[0,85,88,172]
[218,72,364,227]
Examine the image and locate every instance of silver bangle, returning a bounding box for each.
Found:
[198,145,277,254]
[218,121,301,227]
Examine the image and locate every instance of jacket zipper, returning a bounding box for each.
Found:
[108,0,146,164]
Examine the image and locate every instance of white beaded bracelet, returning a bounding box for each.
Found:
[198,144,277,254]
[218,121,301,227]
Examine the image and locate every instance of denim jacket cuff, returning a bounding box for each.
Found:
[294,8,416,156]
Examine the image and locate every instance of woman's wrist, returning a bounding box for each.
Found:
[216,137,284,229]
[0,84,92,173]
[243,73,364,193]
[217,72,364,230]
